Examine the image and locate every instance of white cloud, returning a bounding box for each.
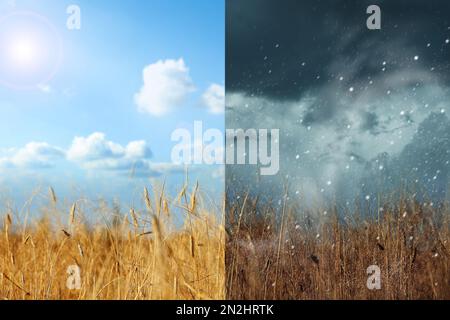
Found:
[202,83,225,114]
[0,142,65,169]
[134,58,195,116]
[0,133,183,178]
[68,132,136,162]
[126,140,152,159]
[66,132,182,177]
[67,132,152,163]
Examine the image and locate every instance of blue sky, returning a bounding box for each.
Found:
[0,0,224,206]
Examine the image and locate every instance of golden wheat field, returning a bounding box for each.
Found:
[226,195,450,300]
[0,185,225,300]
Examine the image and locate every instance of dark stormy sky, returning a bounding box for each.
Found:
[226,0,450,209]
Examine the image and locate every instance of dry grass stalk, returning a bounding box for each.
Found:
[226,196,450,300]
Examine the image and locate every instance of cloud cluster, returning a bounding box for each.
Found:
[227,82,450,205]
[0,133,182,178]
[0,142,64,169]
[67,132,151,162]
[227,0,450,99]
[134,58,223,116]
[66,132,153,172]
[134,58,195,116]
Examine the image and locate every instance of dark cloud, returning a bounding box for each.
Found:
[227,0,450,100]
[226,0,450,208]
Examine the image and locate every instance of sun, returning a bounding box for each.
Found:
[8,35,40,67]
[0,11,63,90]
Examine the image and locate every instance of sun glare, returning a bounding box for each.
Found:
[0,11,63,89]
[8,36,39,66]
